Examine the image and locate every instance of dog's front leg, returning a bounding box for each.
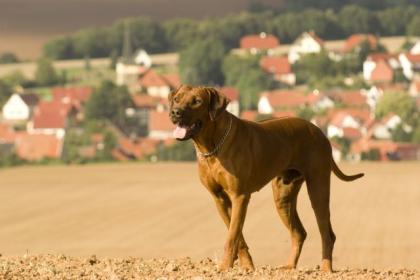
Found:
[219,193,250,271]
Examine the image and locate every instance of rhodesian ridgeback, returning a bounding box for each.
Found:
[168,85,364,272]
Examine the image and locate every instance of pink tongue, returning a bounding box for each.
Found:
[173,126,187,139]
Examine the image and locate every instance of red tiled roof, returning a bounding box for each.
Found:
[240,110,258,121]
[15,133,62,160]
[52,87,92,105]
[404,53,420,63]
[240,33,279,50]
[132,94,162,108]
[262,90,307,108]
[343,34,377,52]
[32,101,73,129]
[162,73,181,89]
[307,31,324,46]
[219,87,239,101]
[273,111,296,118]
[331,91,367,107]
[118,137,161,159]
[367,53,397,62]
[342,127,362,140]
[139,69,169,88]
[370,59,393,82]
[148,111,175,131]
[328,108,372,126]
[18,93,39,107]
[0,123,16,143]
[260,56,291,75]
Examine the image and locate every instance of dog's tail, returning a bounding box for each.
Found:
[331,158,364,182]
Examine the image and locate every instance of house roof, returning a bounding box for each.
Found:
[343,34,377,52]
[330,90,367,107]
[306,31,324,46]
[18,93,39,107]
[260,56,292,75]
[403,53,420,64]
[342,127,362,140]
[412,80,420,92]
[370,59,393,82]
[261,90,307,108]
[15,133,62,160]
[32,101,73,129]
[367,53,397,62]
[118,137,161,159]
[148,110,174,131]
[219,87,239,101]
[139,69,169,88]
[0,123,16,143]
[162,73,181,89]
[240,33,279,50]
[328,108,372,127]
[132,94,162,108]
[52,87,93,105]
[240,110,258,121]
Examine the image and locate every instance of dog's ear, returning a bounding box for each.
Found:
[205,87,230,121]
[168,85,182,103]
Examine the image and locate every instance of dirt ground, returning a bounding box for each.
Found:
[0,162,419,277]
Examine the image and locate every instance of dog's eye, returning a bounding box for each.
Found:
[192,98,202,106]
[174,97,180,103]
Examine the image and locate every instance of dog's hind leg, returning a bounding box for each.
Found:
[306,171,336,273]
[272,174,306,269]
[211,189,254,270]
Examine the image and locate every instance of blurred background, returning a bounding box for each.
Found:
[0,0,419,270]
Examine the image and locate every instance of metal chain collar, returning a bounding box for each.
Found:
[195,116,233,159]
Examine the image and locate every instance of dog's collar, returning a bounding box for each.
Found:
[195,115,232,159]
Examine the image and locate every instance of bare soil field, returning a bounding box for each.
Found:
[0,162,419,278]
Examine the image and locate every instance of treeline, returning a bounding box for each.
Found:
[44,4,420,60]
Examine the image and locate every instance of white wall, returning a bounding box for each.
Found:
[2,94,30,121]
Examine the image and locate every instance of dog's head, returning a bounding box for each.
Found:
[168,85,230,141]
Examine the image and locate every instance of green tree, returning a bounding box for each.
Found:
[163,18,199,51]
[338,5,378,35]
[407,14,420,36]
[155,141,196,161]
[0,52,19,64]
[377,6,417,36]
[34,58,59,86]
[179,39,226,86]
[222,54,275,110]
[294,51,336,84]
[43,36,75,59]
[73,28,111,58]
[0,80,13,106]
[375,92,417,123]
[85,80,134,129]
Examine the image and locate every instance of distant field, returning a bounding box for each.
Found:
[0,162,419,270]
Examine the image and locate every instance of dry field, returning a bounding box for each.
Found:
[0,162,419,278]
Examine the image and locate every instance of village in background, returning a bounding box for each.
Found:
[0,5,420,166]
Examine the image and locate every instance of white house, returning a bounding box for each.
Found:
[2,93,39,122]
[148,111,174,140]
[139,69,172,98]
[409,80,420,97]
[327,112,361,138]
[363,54,400,81]
[399,52,420,80]
[260,56,296,85]
[361,86,384,111]
[306,90,335,111]
[288,31,324,64]
[410,41,420,55]
[219,87,240,117]
[370,114,402,140]
[133,49,152,68]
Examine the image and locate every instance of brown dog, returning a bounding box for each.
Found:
[168,85,364,272]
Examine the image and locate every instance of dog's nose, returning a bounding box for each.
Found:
[171,108,183,118]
